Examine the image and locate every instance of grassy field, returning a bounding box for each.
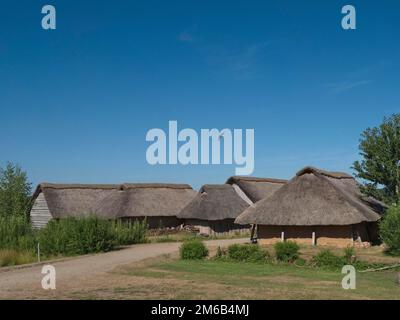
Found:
[110,245,400,300]
[7,243,399,300]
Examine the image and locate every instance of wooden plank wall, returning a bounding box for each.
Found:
[30,192,52,229]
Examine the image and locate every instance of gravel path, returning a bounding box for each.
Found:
[0,238,248,299]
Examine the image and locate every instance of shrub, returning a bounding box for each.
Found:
[180,239,208,260]
[274,241,300,262]
[0,215,149,265]
[312,249,346,269]
[343,246,356,263]
[227,244,269,262]
[38,216,115,256]
[0,215,36,251]
[111,219,147,245]
[379,205,400,255]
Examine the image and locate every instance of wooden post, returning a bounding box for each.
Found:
[281,231,285,242]
[312,231,316,246]
[351,227,354,244]
[250,224,256,240]
[37,242,41,263]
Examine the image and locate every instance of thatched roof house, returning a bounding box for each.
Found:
[98,183,197,228]
[177,184,250,235]
[235,167,385,247]
[226,176,287,203]
[30,183,196,229]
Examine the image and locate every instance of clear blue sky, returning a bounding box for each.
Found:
[0,0,399,190]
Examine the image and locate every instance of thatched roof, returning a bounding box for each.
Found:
[99,183,196,218]
[235,167,384,226]
[32,183,196,219]
[32,183,121,219]
[177,184,250,221]
[226,176,287,203]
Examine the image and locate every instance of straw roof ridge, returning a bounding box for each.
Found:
[37,183,121,190]
[226,176,287,184]
[122,183,193,190]
[296,166,352,179]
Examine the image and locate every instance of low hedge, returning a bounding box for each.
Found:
[274,241,299,262]
[227,244,269,262]
[180,239,208,260]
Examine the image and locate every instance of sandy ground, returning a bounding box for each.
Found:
[0,238,248,299]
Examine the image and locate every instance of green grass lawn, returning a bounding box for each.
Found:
[121,257,400,299]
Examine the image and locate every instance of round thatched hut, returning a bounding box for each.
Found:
[235,167,385,247]
[178,184,250,236]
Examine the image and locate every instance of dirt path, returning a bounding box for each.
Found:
[0,238,248,299]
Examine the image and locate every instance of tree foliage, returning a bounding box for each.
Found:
[0,162,32,217]
[379,205,400,255]
[353,114,400,205]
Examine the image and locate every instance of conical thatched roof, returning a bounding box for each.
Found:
[235,167,384,226]
[177,184,250,221]
[226,176,287,203]
[32,183,196,219]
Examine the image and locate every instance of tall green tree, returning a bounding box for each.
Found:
[0,162,32,217]
[353,114,400,205]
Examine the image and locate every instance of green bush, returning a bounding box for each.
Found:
[0,215,148,260]
[0,215,36,252]
[111,219,147,245]
[343,246,356,263]
[227,244,269,262]
[274,241,300,262]
[379,205,400,255]
[38,216,115,256]
[38,217,148,256]
[312,249,346,269]
[180,239,208,260]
